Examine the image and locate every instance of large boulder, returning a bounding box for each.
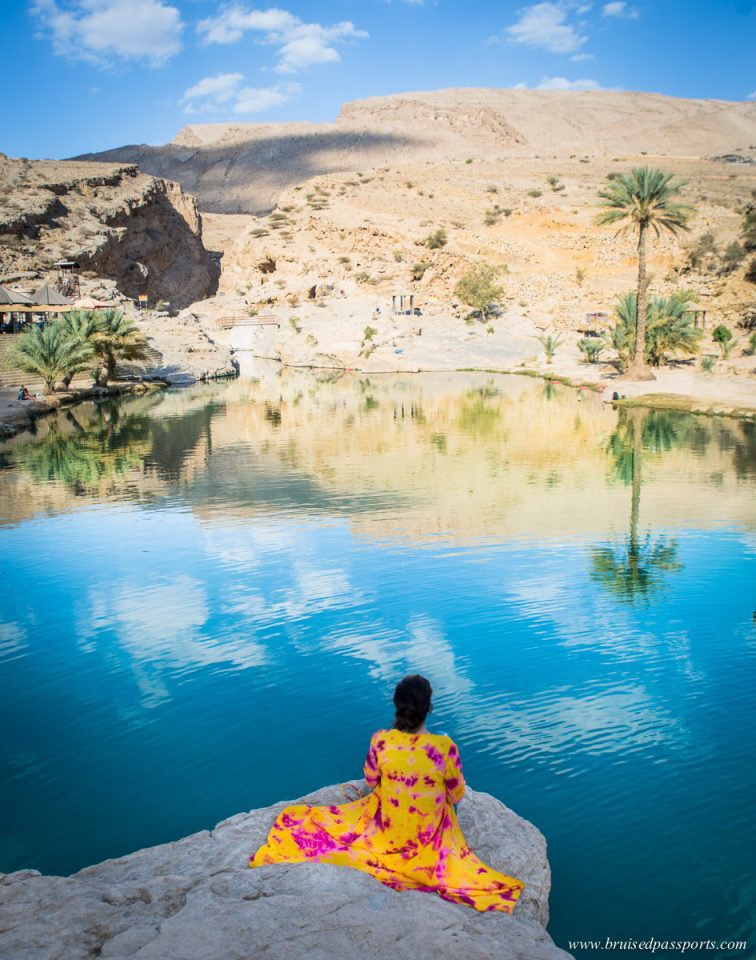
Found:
[0,782,574,960]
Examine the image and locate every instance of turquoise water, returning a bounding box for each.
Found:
[1,373,754,959]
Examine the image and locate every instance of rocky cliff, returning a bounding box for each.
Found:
[0,781,573,960]
[0,156,219,309]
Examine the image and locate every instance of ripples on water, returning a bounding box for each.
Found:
[0,372,754,958]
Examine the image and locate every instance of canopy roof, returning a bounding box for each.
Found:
[32,284,72,306]
[0,284,33,305]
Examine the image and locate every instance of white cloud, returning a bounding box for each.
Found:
[182,72,245,104]
[602,1,639,16]
[571,51,595,61]
[197,6,368,73]
[505,3,587,54]
[30,0,183,67]
[180,73,301,114]
[233,82,301,112]
[537,75,604,90]
[747,91,756,101]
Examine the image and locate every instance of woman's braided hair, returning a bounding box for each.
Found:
[393,674,432,732]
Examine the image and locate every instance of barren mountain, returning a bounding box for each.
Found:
[0,156,219,308]
[77,88,756,214]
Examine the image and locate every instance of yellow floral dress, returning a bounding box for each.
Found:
[248,728,525,913]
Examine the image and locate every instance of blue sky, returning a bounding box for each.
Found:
[3,0,755,160]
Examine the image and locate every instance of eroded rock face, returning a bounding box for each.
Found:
[0,156,219,309]
[0,782,573,960]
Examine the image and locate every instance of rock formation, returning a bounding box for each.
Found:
[77,88,756,214]
[0,156,219,309]
[0,781,573,960]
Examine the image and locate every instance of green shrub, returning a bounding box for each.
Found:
[712,323,734,357]
[425,228,447,249]
[537,333,562,363]
[455,264,505,321]
[578,337,606,363]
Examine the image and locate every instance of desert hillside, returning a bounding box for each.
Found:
[0,156,218,308]
[77,88,756,214]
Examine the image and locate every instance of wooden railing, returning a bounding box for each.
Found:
[216,315,280,330]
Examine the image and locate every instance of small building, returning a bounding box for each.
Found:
[392,294,421,316]
[682,303,707,330]
[54,260,81,301]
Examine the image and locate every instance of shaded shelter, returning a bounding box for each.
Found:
[32,284,73,306]
[0,285,32,305]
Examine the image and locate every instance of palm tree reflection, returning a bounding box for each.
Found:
[591,408,684,603]
[17,401,151,496]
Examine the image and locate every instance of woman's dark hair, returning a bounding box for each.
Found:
[393,675,432,732]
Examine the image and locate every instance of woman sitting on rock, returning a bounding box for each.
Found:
[248,674,524,913]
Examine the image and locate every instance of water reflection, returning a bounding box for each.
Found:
[0,372,754,958]
[591,409,683,604]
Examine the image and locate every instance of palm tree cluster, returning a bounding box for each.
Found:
[596,167,694,379]
[610,290,702,368]
[4,309,148,393]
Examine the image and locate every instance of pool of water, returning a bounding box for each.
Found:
[1,371,754,958]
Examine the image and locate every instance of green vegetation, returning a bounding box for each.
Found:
[610,290,701,368]
[4,308,148,391]
[289,316,302,333]
[527,189,542,198]
[454,264,505,321]
[4,322,93,392]
[712,323,734,358]
[363,325,378,341]
[596,167,694,379]
[700,355,717,373]
[424,228,447,249]
[92,310,149,387]
[578,337,606,363]
[537,333,562,364]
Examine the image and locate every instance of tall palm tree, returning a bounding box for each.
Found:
[596,168,694,380]
[5,322,93,393]
[92,309,149,386]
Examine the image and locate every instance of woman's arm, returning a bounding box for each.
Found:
[444,740,465,805]
[363,733,381,787]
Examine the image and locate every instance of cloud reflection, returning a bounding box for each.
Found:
[77,575,269,708]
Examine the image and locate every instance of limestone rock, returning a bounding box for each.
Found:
[0,157,219,309]
[0,782,573,960]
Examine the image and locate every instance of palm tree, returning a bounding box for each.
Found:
[646,292,701,366]
[92,309,149,386]
[57,309,100,389]
[596,168,694,380]
[4,322,93,393]
[610,290,701,368]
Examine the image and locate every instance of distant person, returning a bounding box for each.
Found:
[249,674,525,913]
[16,386,31,401]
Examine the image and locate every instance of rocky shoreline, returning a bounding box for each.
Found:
[0,781,573,960]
